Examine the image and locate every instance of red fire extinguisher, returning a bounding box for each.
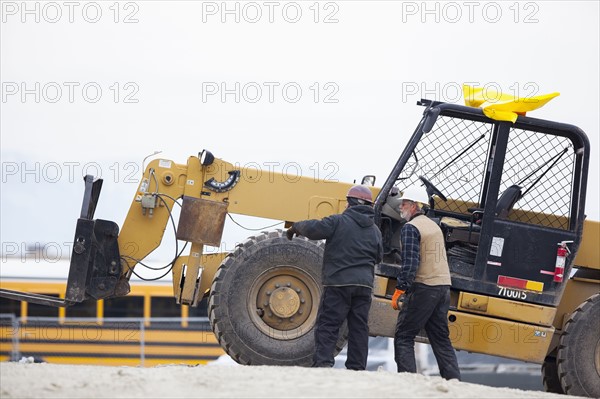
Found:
[554,241,573,283]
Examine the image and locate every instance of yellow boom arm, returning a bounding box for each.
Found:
[117,154,378,306]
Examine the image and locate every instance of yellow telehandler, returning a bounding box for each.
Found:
[1,97,598,396]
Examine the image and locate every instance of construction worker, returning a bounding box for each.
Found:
[390,185,461,380]
[286,185,383,370]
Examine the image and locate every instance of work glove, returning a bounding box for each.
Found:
[286,225,298,240]
[391,288,405,310]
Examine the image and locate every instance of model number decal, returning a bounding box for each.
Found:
[498,286,527,300]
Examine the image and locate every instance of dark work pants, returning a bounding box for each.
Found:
[313,285,372,370]
[394,283,461,380]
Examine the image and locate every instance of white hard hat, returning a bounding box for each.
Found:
[382,185,429,221]
[399,185,429,205]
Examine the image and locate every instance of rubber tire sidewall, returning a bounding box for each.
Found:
[209,231,346,366]
[557,294,600,397]
[542,356,564,394]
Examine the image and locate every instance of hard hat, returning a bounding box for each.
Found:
[347,185,373,205]
[399,185,429,205]
[382,185,429,221]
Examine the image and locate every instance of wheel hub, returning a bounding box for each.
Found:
[269,287,300,318]
[248,266,320,340]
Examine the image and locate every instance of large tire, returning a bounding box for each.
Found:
[542,356,564,394]
[208,230,347,365]
[557,293,600,397]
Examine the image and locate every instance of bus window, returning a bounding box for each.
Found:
[150,297,180,318]
[150,297,180,328]
[66,300,98,318]
[104,296,143,318]
[28,295,59,317]
[0,297,21,317]
[187,297,209,318]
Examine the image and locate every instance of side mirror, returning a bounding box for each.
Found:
[361,175,376,186]
[199,149,215,166]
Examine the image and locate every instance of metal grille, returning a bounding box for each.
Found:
[398,115,493,214]
[396,115,576,231]
[501,127,575,230]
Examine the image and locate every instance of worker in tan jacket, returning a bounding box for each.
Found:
[390,185,461,380]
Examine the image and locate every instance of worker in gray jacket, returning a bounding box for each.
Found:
[286,185,383,370]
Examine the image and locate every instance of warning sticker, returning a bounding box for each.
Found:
[159,159,172,169]
[490,237,505,257]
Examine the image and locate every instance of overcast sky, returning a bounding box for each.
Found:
[1,1,598,264]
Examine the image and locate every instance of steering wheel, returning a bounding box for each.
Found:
[418,176,448,202]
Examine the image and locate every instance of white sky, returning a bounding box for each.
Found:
[1,0,599,263]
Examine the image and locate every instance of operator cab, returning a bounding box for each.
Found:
[375,99,590,308]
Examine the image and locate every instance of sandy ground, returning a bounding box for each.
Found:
[0,362,580,399]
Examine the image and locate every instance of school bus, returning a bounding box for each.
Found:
[0,258,224,366]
